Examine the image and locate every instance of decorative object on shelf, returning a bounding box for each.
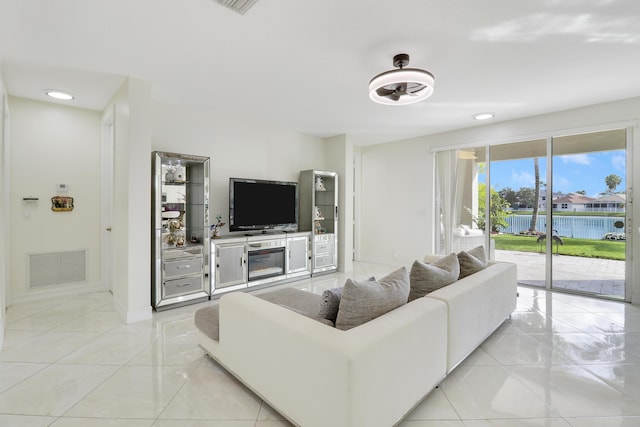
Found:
[165,233,176,245]
[315,176,325,191]
[167,211,185,231]
[315,220,325,234]
[51,196,74,212]
[210,214,226,238]
[314,206,323,219]
[369,53,435,106]
[174,166,186,181]
[175,235,185,247]
[165,165,177,182]
[165,165,186,183]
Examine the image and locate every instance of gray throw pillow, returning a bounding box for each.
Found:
[409,253,460,301]
[318,278,375,323]
[458,245,488,279]
[318,287,343,324]
[335,267,410,331]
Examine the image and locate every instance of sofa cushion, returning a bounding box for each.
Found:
[408,253,459,301]
[318,278,375,323]
[195,287,327,341]
[457,245,488,279]
[318,287,343,324]
[335,267,410,331]
[194,305,220,341]
[279,304,335,326]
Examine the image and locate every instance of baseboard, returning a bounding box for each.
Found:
[7,281,105,306]
[112,296,152,324]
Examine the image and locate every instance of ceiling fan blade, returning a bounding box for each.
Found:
[376,87,396,97]
[408,85,427,95]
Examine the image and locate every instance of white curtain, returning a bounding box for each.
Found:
[435,150,460,254]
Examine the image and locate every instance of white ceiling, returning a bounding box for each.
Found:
[1,0,639,146]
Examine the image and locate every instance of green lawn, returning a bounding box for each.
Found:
[492,234,626,260]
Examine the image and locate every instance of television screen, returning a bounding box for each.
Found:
[229,178,298,232]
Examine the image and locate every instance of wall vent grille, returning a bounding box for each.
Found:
[29,250,87,288]
[213,0,258,15]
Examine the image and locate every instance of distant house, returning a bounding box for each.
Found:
[538,190,565,210]
[586,193,626,213]
[551,193,595,212]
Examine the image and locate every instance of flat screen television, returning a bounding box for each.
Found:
[229,178,298,232]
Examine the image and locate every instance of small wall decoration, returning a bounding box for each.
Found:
[51,196,74,212]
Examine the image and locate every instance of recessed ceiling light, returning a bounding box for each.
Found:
[473,112,494,121]
[45,90,74,101]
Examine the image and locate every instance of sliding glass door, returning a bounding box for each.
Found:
[435,128,630,301]
[550,130,627,299]
[489,139,548,289]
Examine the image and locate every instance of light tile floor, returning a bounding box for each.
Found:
[3,262,640,426]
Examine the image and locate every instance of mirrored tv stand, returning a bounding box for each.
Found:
[210,231,311,297]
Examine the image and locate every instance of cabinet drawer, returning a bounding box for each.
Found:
[164,257,203,278]
[315,253,334,268]
[315,240,334,255]
[163,245,203,260]
[163,275,203,298]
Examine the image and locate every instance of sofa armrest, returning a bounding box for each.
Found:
[426,261,517,371]
[214,291,448,427]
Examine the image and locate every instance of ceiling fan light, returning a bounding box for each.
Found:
[369,69,434,105]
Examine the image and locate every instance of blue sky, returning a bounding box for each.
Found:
[484,150,626,197]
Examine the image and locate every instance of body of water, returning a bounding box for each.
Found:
[503,215,625,240]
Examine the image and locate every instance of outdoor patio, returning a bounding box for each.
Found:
[495,249,626,299]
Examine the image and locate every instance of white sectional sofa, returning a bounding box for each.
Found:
[195,256,517,427]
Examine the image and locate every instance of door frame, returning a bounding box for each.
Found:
[101,106,115,293]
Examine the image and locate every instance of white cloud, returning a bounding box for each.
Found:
[510,170,534,187]
[553,176,571,192]
[559,154,591,165]
[611,154,626,171]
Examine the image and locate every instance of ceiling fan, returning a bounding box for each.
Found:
[369,53,435,105]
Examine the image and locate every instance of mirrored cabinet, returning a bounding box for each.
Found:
[152,151,210,310]
[299,170,338,275]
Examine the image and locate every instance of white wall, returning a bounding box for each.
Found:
[325,134,354,272]
[359,96,640,303]
[0,70,9,350]
[359,138,432,267]
[105,78,154,323]
[151,101,327,235]
[8,97,102,304]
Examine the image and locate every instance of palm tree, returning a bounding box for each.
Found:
[529,158,540,232]
[605,174,622,193]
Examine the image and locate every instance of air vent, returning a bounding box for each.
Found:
[29,250,87,288]
[214,0,258,15]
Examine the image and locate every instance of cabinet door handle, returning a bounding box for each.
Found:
[177,265,191,269]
